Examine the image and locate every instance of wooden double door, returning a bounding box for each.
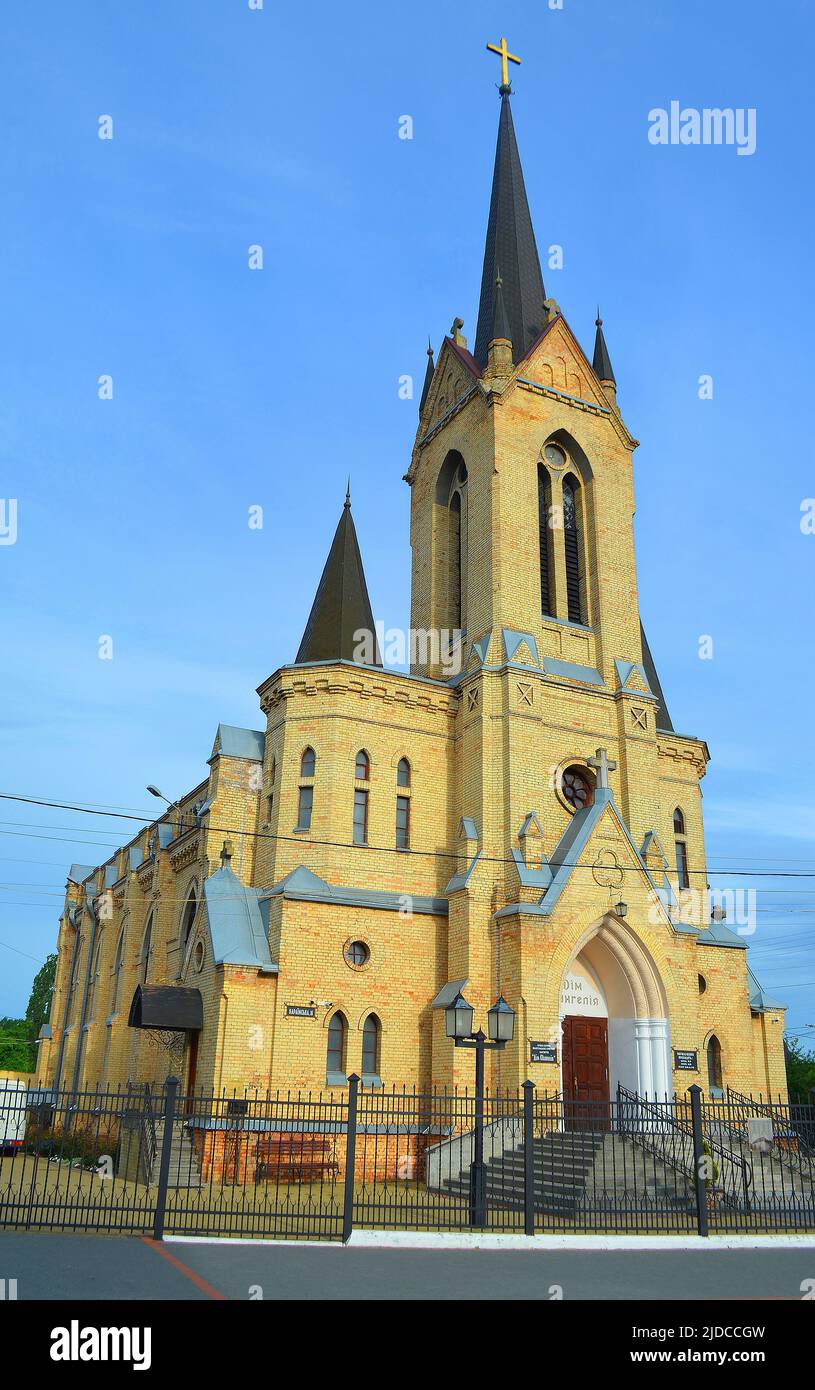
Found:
[562,1015,609,1129]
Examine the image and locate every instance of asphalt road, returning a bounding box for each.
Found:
[1,1233,814,1300]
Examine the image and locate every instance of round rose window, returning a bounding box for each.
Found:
[560,766,594,811]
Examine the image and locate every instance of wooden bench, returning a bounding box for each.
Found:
[256,1134,338,1182]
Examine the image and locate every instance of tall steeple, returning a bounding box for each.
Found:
[295,488,382,666]
[474,84,546,368]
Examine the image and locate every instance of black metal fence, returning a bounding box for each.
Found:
[2,1077,814,1240]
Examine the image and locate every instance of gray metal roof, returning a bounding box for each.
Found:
[210,724,265,762]
[640,623,674,734]
[203,864,277,971]
[296,493,381,666]
[265,864,448,916]
[747,966,785,1012]
[68,864,96,885]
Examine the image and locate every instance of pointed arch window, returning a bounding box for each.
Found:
[449,460,468,636]
[67,935,83,1020]
[538,465,554,618]
[706,1034,723,1094]
[86,935,103,1022]
[434,452,469,644]
[111,928,125,1013]
[362,1014,381,1079]
[326,1010,348,1082]
[395,757,411,849]
[266,757,276,823]
[179,888,197,973]
[141,915,154,985]
[297,747,316,832]
[563,475,584,624]
[355,749,370,781]
[674,808,690,890]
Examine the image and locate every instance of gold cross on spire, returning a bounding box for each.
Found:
[486,35,521,90]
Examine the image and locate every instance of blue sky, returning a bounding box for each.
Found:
[1,0,813,1051]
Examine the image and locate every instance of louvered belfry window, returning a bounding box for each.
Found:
[563,478,583,625]
[538,465,553,617]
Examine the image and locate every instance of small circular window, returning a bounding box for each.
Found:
[698,973,707,994]
[544,442,566,469]
[343,939,370,969]
[193,940,205,972]
[559,765,595,812]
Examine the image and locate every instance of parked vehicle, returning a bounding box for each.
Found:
[0,1078,28,1152]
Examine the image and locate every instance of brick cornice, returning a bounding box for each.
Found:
[657,736,708,778]
[259,664,460,719]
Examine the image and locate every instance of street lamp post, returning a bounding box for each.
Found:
[445,992,516,1228]
[147,784,180,834]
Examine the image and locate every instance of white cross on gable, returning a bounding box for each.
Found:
[587,747,617,790]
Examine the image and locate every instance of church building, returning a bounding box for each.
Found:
[39,44,787,1105]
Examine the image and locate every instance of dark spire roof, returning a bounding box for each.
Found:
[419,339,435,415]
[640,623,674,733]
[592,308,616,384]
[295,491,382,666]
[474,91,546,368]
[491,267,512,345]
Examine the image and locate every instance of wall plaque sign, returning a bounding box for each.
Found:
[673,1049,698,1071]
[286,1005,316,1019]
[530,1041,558,1064]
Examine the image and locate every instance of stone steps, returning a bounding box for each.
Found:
[438,1130,694,1216]
[149,1120,202,1188]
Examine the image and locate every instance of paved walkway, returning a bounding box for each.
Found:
[1,1233,813,1300]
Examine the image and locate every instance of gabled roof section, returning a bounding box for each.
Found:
[295,491,382,666]
[474,92,546,368]
[203,863,277,972]
[698,921,748,949]
[531,788,672,928]
[210,724,265,762]
[747,966,785,1012]
[445,849,482,895]
[68,864,96,885]
[445,335,481,379]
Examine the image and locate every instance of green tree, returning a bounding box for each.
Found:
[0,954,59,1073]
[785,1036,815,1102]
[0,1017,31,1071]
[25,953,57,1040]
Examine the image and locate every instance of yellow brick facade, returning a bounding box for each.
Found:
[38,97,787,1111]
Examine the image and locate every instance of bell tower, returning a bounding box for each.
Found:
[406,57,661,713]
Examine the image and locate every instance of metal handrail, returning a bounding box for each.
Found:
[725,1086,814,1159]
[618,1086,751,1209]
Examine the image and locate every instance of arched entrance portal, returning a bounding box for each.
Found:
[559,915,671,1102]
